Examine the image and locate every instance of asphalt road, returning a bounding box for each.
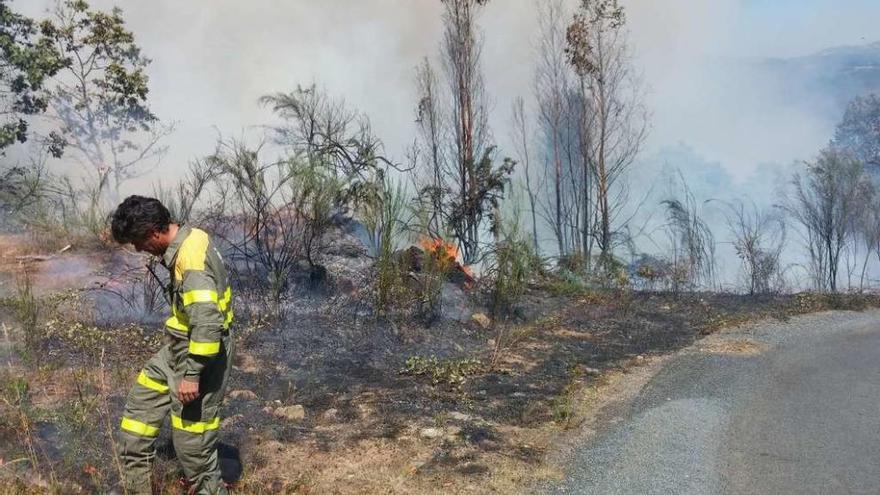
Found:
[548,310,880,495]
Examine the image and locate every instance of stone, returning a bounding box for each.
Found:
[233,353,259,373]
[444,433,461,444]
[471,313,491,329]
[448,411,472,422]
[420,427,443,439]
[440,282,473,323]
[221,414,244,428]
[228,390,258,400]
[323,217,371,258]
[322,408,339,422]
[357,403,374,419]
[335,277,356,295]
[274,405,306,422]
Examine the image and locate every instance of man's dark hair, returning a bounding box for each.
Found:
[111,195,172,244]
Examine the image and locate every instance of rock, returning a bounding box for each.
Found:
[221,414,244,428]
[322,256,371,296]
[323,216,371,258]
[444,433,462,444]
[335,277,356,295]
[471,313,491,329]
[448,411,472,422]
[357,403,374,418]
[420,427,444,439]
[440,282,474,323]
[229,390,257,400]
[233,353,259,373]
[274,405,306,422]
[322,408,339,422]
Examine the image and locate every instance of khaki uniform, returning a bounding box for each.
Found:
[119,226,234,494]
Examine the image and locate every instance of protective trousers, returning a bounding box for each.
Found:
[118,333,233,494]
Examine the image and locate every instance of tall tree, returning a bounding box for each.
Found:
[857,184,880,289]
[414,58,446,236]
[0,0,63,153]
[833,93,880,174]
[534,0,574,258]
[442,0,494,264]
[412,0,514,265]
[789,148,870,292]
[566,0,648,269]
[511,96,540,253]
[40,0,171,195]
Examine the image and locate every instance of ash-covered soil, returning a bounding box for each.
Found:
[1,243,876,493]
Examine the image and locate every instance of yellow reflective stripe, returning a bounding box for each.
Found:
[165,315,189,332]
[182,289,218,306]
[218,287,232,311]
[121,417,160,437]
[136,372,169,393]
[170,414,220,434]
[188,340,221,356]
[167,287,232,332]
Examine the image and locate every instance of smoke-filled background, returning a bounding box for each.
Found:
[11,0,880,289]
[16,0,879,176]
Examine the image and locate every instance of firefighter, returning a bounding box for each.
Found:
[110,196,234,494]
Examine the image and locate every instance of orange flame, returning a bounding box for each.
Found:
[418,237,475,280]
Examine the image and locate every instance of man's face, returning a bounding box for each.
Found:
[132,230,166,257]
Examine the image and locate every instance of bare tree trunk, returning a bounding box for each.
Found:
[512,97,540,253]
[416,59,445,236]
[535,0,571,259]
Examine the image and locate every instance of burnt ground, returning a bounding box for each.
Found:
[0,240,876,494]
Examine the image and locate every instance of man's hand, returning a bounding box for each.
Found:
[178,377,200,404]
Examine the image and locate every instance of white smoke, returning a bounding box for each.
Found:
[15,0,879,185]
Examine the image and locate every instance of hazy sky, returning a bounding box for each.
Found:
[16,0,880,184]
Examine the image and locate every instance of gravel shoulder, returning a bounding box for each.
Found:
[545,309,880,495]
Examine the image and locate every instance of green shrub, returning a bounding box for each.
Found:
[485,213,540,317]
[361,179,409,311]
[543,269,587,296]
[401,355,482,391]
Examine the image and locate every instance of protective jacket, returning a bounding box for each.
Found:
[119,225,234,495]
[161,225,233,376]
